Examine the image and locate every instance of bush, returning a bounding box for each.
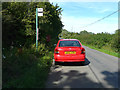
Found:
[3,45,54,88]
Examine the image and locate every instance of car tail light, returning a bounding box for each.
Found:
[54,49,59,54]
[81,48,85,54]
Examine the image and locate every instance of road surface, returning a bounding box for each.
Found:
[45,46,118,88]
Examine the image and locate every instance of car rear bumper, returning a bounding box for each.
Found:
[55,59,85,62]
[54,54,85,62]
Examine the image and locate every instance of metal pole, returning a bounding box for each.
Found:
[36,8,38,49]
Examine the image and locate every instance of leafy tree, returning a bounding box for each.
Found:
[80,30,89,35]
[110,29,120,52]
[60,29,119,53]
[2,2,63,49]
[2,2,63,88]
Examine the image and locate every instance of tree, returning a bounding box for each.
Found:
[2,2,63,49]
[110,29,120,52]
[80,30,89,35]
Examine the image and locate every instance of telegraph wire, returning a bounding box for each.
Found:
[80,9,120,28]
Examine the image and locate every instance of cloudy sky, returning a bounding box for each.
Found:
[50,0,119,34]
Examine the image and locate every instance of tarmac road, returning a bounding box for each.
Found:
[45,46,118,88]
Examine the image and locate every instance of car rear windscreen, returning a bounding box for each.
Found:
[59,41,81,47]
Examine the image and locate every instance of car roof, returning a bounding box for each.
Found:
[59,39,79,41]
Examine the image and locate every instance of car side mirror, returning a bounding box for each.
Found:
[54,44,57,47]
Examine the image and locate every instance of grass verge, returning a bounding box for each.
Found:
[81,43,119,58]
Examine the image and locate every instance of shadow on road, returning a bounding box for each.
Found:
[46,69,118,88]
[46,70,101,88]
[101,71,118,88]
[47,58,118,88]
[55,58,90,66]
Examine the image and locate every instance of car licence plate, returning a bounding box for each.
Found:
[65,51,76,54]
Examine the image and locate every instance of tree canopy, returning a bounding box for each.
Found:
[60,29,120,53]
[2,2,63,48]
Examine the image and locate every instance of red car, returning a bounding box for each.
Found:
[54,39,85,65]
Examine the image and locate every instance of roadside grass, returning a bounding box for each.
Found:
[3,47,53,88]
[81,43,119,58]
[4,60,51,88]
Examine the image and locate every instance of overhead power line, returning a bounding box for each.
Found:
[80,9,120,28]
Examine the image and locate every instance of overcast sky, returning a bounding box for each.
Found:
[50,0,118,34]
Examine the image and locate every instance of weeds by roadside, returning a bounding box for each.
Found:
[3,43,54,88]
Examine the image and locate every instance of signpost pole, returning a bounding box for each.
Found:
[36,8,38,49]
[36,8,43,50]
